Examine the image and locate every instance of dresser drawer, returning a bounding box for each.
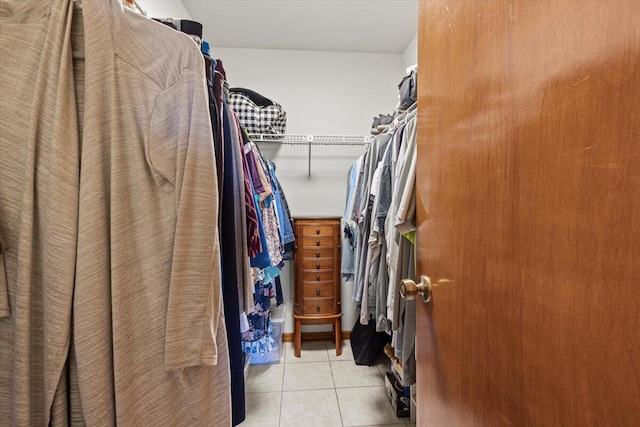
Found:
[302,248,334,259]
[294,218,341,322]
[302,271,333,282]
[303,298,334,315]
[301,224,334,237]
[302,236,334,248]
[302,258,334,270]
[303,283,334,298]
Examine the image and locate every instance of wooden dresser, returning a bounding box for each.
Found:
[292,217,342,357]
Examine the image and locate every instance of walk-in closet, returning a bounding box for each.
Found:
[1,1,638,426]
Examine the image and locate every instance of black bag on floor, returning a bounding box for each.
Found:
[350,319,391,366]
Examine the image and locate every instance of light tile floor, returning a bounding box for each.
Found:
[241,340,415,427]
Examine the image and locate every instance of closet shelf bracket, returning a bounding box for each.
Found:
[306,134,313,178]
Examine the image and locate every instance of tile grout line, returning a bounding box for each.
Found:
[334,387,345,427]
[324,340,347,427]
[281,386,337,392]
[326,343,346,427]
[278,342,410,427]
[278,340,402,426]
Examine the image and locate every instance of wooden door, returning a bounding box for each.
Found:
[415,1,640,425]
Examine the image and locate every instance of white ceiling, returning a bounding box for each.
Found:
[181,0,418,53]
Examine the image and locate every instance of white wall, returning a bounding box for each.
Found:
[214,47,404,136]
[214,46,404,213]
[402,32,418,70]
[136,0,192,19]
[214,46,405,334]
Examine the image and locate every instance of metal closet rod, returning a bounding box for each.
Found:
[248,134,371,145]
[248,134,370,178]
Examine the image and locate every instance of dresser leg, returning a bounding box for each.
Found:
[335,317,342,356]
[294,317,301,358]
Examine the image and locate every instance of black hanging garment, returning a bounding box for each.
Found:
[350,319,391,366]
[215,65,246,426]
[220,100,246,426]
[201,36,245,425]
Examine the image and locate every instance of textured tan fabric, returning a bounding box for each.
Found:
[0,0,80,424]
[1,0,231,425]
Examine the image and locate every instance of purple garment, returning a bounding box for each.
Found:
[236,121,262,257]
[244,147,266,194]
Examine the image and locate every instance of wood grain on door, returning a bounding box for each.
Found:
[415,1,640,425]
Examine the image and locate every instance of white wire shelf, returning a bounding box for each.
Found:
[249,134,370,178]
[248,134,371,146]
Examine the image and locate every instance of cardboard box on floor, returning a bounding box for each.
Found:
[384,371,411,418]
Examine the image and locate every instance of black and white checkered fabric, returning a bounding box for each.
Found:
[229,91,287,135]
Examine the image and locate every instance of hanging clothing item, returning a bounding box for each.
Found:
[387,117,417,331]
[342,101,417,386]
[246,141,284,281]
[389,117,417,387]
[223,99,255,315]
[264,161,294,244]
[249,192,274,271]
[229,115,256,315]
[371,141,394,332]
[353,133,392,312]
[0,1,80,423]
[213,61,226,199]
[241,132,264,258]
[2,0,231,425]
[241,281,276,356]
[74,2,231,424]
[205,55,225,205]
[261,198,284,267]
[251,145,283,268]
[246,146,267,194]
[265,159,295,260]
[218,78,246,427]
[342,156,364,282]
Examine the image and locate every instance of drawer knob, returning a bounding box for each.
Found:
[316,305,321,312]
[316,288,321,296]
[316,274,320,281]
[316,228,320,234]
[316,251,320,257]
[316,240,320,246]
[316,263,320,269]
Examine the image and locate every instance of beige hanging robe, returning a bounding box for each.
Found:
[0,0,230,425]
[1,0,81,424]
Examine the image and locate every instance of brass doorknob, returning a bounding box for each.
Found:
[400,276,432,303]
